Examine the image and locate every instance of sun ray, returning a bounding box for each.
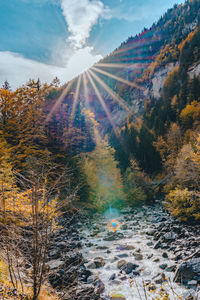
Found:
[82,73,90,108]
[91,66,143,90]
[95,63,134,68]
[104,55,154,64]
[88,69,130,112]
[95,62,149,69]
[112,32,161,55]
[70,75,81,124]
[45,78,75,123]
[86,71,119,137]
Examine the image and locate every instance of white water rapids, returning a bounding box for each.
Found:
[81,205,191,300]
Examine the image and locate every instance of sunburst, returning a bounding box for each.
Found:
[88,69,130,112]
[70,75,81,125]
[86,71,119,137]
[45,78,75,123]
[91,66,143,90]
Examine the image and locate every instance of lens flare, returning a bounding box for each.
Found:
[86,71,119,137]
[89,69,130,112]
[45,78,75,122]
[110,293,126,300]
[95,62,149,69]
[83,73,90,108]
[92,66,143,90]
[95,63,134,68]
[104,206,120,219]
[70,75,81,124]
[107,219,120,232]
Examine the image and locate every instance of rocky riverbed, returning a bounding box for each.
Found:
[48,204,200,299]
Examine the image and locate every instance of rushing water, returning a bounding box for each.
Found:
[81,205,189,300]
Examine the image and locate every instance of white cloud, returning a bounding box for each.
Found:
[61,0,109,49]
[1,0,107,89]
[0,48,102,90]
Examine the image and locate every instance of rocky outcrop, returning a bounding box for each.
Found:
[144,62,178,100]
[188,60,200,78]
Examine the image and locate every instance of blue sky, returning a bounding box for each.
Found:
[0,0,184,89]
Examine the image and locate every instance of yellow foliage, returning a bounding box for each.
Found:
[166,188,200,221]
[180,100,200,127]
[0,258,8,283]
[178,28,198,51]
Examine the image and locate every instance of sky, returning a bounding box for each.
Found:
[0,0,185,89]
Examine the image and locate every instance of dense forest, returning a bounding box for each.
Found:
[1,0,200,299]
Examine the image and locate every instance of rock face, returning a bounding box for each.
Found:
[188,60,200,78]
[143,62,177,100]
[151,63,177,99]
[174,258,200,284]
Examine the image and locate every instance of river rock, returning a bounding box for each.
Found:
[46,259,64,270]
[94,279,105,294]
[163,232,177,241]
[159,263,168,270]
[94,257,105,268]
[87,276,94,284]
[147,241,153,246]
[182,289,196,300]
[57,241,66,249]
[125,245,135,250]
[124,262,139,274]
[117,253,129,258]
[87,257,105,269]
[146,228,156,236]
[154,273,166,284]
[75,284,99,300]
[49,249,61,259]
[109,273,116,280]
[121,224,128,230]
[162,252,168,258]
[187,280,198,286]
[117,260,127,269]
[134,253,143,260]
[166,265,176,272]
[174,258,200,284]
[154,241,162,249]
[87,262,96,269]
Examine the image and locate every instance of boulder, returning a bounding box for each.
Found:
[163,232,177,242]
[87,257,105,269]
[174,258,200,284]
[94,257,105,268]
[94,279,105,294]
[124,262,139,274]
[46,259,64,270]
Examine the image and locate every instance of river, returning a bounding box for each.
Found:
[80,205,193,300]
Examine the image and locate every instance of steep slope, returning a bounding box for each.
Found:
[90,0,200,115]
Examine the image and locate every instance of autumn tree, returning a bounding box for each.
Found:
[0,143,66,299]
[154,123,183,173]
[123,159,150,206]
[165,134,200,221]
[81,110,125,211]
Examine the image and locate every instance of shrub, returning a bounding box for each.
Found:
[165,188,200,221]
